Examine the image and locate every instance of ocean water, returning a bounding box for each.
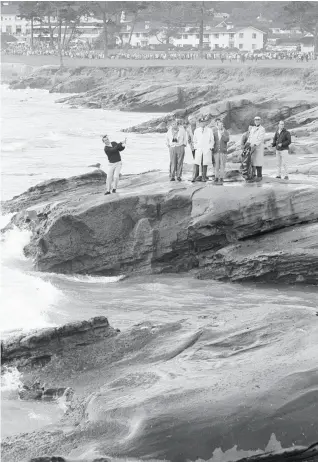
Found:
[1,85,318,461]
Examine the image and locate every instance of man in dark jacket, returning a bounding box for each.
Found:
[272,120,292,180]
[102,134,126,195]
[212,119,230,185]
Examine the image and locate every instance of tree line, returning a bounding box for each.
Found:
[16,1,318,66]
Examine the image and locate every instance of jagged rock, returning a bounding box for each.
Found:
[1,316,118,369]
[18,378,74,401]
[2,171,318,283]
[196,223,318,284]
[50,76,98,94]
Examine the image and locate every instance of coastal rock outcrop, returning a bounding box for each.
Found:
[197,223,318,284]
[1,316,118,369]
[2,170,318,284]
[6,64,318,135]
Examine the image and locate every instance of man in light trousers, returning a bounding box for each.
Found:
[166,119,187,181]
[103,135,126,195]
[272,120,292,180]
[192,116,214,182]
[212,119,230,185]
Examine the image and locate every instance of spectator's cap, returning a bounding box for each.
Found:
[254,116,261,120]
[198,115,209,122]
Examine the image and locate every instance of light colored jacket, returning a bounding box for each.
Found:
[166,126,187,148]
[186,125,195,150]
[248,125,265,166]
[193,126,215,166]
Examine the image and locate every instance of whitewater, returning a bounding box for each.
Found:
[1,85,318,461]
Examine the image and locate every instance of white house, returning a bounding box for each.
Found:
[116,20,265,52]
[233,26,265,51]
[174,25,265,51]
[299,35,315,53]
[1,2,30,35]
[117,21,164,47]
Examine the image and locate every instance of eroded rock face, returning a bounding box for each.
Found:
[124,94,317,134]
[1,316,118,369]
[197,223,318,284]
[2,171,318,284]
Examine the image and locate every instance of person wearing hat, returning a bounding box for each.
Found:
[192,116,214,182]
[166,119,188,181]
[102,134,126,195]
[240,121,254,181]
[246,116,266,182]
[212,119,230,185]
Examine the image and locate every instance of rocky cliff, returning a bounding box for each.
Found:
[2,169,318,284]
[6,64,318,134]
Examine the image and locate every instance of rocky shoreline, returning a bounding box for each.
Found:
[2,61,318,462]
[4,64,318,136]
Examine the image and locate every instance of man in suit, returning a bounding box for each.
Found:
[272,120,292,180]
[212,119,230,185]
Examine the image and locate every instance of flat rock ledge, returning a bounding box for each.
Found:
[1,316,118,369]
[2,170,318,285]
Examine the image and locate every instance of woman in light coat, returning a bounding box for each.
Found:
[192,117,214,182]
[247,115,266,182]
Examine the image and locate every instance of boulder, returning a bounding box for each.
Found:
[18,380,74,401]
[1,316,118,369]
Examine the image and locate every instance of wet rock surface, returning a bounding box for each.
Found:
[2,315,318,462]
[1,316,118,369]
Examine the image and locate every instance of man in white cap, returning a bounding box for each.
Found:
[192,116,214,182]
[246,116,266,182]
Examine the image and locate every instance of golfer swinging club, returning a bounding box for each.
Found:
[102,134,127,195]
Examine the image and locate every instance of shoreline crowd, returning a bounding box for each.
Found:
[2,42,315,62]
[102,116,292,194]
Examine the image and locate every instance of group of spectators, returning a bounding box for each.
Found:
[165,115,291,185]
[2,42,105,59]
[110,50,315,62]
[3,41,315,62]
